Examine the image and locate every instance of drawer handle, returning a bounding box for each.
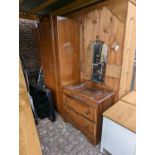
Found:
[85,109,90,115]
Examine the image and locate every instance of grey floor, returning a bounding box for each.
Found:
[37,113,110,155]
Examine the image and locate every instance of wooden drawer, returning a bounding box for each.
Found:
[64,95,96,122]
[64,105,95,136]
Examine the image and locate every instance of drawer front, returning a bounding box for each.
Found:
[64,105,95,136]
[64,95,96,122]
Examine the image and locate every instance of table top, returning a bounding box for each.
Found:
[103,100,136,133]
[63,82,114,103]
[121,91,136,106]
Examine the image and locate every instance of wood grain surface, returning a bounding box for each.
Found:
[63,82,115,145]
[103,100,136,133]
[121,90,136,106]
[105,64,122,78]
[119,1,136,98]
[19,62,42,155]
[79,6,125,99]
[56,17,80,87]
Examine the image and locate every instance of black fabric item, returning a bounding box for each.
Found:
[30,85,56,122]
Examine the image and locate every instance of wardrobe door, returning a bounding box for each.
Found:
[39,16,59,110]
[52,16,80,114]
[39,16,80,114]
[54,16,80,87]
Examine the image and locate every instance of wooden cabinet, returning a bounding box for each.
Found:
[63,83,115,145]
[39,16,80,113]
[64,95,96,122]
[39,0,129,114]
[39,0,131,145]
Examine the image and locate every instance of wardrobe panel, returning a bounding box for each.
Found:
[39,16,80,113]
[39,16,59,110]
[56,17,81,86]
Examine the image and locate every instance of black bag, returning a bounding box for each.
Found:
[30,85,56,122]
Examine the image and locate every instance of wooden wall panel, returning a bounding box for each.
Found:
[105,64,122,78]
[19,62,42,155]
[119,2,136,98]
[129,0,136,5]
[79,6,126,99]
[66,0,128,24]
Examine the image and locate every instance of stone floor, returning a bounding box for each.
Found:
[37,113,110,155]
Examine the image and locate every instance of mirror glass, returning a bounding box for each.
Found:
[90,38,108,83]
